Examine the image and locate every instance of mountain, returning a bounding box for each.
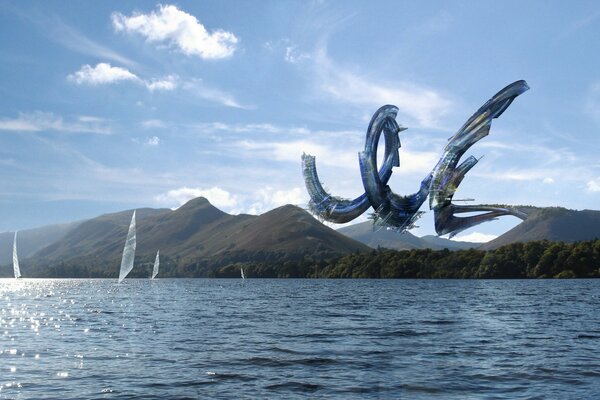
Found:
[419,235,479,251]
[0,221,82,265]
[480,207,600,250]
[34,207,170,262]
[338,207,600,251]
[226,204,370,255]
[336,221,423,250]
[9,199,598,278]
[337,221,478,251]
[16,197,369,277]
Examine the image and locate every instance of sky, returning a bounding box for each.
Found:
[0,1,599,242]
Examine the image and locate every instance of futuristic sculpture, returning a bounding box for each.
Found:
[301,80,529,237]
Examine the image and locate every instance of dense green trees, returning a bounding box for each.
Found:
[2,239,600,279]
[212,239,600,279]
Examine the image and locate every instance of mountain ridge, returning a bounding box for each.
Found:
[0,220,83,265]
[2,200,599,278]
[480,207,600,250]
[336,221,479,251]
[5,197,369,277]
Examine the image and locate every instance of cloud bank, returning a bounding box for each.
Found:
[313,47,453,129]
[67,63,138,85]
[112,4,238,59]
[68,63,177,93]
[0,112,111,134]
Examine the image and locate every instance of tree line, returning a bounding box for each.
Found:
[2,239,600,279]
[214,239,600,279]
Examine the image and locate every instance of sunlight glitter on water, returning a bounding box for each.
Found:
[0,278,599,399]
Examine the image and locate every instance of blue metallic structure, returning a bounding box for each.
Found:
[301,80,529,237]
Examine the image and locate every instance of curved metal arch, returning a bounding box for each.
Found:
[429,80,530,237]
[301,80,530,237]
[301,105,402,223]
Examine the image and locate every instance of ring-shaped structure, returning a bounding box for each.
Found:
[358,108,432,230]
[301,80,530,236]
[301,105,402,223]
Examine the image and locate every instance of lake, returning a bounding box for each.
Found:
[1,279,599,399]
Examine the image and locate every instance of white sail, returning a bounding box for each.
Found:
[13,231,21,279]
[151,250,160,279]
[118,211,136,283]
[241,267,245,280]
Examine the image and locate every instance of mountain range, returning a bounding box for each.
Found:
[336,221,478,251]
[338,207,600,251]
[480,207,600,250]
[0,220,81,265]
[0,198,599,278]
[0,197,369,277]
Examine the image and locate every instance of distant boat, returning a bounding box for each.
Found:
[151,250,159,279]
[241,267,245,280]
[118,211,136,283]
[13,232,21,279]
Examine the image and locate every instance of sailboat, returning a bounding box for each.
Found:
[13,232,21,279]
[240,266,245,280]
[151,250,159,279]
[118,210,136,283]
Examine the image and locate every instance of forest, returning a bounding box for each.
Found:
[3,239,600,279]
[214,239,600,279]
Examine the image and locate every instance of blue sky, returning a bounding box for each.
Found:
[1,1,599,242]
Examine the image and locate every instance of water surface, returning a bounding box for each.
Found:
[1,279,599,399]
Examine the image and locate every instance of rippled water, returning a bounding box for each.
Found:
[1,279,600,399]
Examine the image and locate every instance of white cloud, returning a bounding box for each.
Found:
[191,121,312,135]
[62,50,332,108]
[182,79,248,108]
[141,119,166,129]
[146,136,160,146]
[78,116,106,123]
[247,187,307,214]
[285,46,310,63]
[472,166,590,184]
[68,63,179,92]
[395,150,440,176]
[112,4,238,59]
[196,85,244,108]
[468,134,599,191]
[0,112,112,134]
[155,186,239,209]
[452,232,497,243]
[264,38,311,64]
[154,185,307,215]
[473,170,551,182]
[237,139,357,168]
[145,75,178,91]
[313,47,453,128]
[47,17,137,67]
[67,63,139,85]
[478,139,576,165]
[236,136,438,178]
[587,178,600,192]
